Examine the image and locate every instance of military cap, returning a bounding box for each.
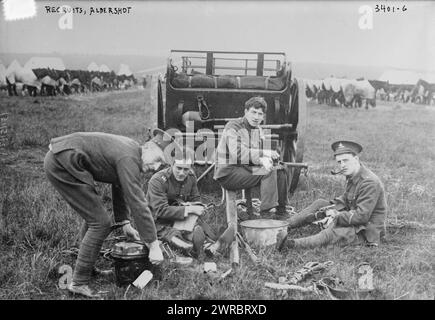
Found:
[331,140,363,156]
[151,128,180,151]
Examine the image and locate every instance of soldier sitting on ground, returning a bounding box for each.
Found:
[146,147,207,258]
[277,140,387,251]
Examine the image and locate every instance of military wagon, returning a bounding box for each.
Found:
[150,50,307,193]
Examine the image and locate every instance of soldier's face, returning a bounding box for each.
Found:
[172,163,191,181]
[244,107,264,127]
[141,141,166,173]
[335,153,360,177]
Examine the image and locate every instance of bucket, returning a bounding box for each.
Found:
[240,219,289,247]
[110,242,152,287]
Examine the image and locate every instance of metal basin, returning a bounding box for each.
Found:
[240,219,289,247]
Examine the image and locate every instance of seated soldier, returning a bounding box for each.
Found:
[277,141,387,251]
[214,96,292,219]
[146,147,207,258]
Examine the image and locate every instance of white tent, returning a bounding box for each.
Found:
[0,62,7,86]
[4,60,39,87]
[24,57,66,70]
[6,59,22,74]
[379,69,435,85]
[99,64,111,73]
[87,62,100,72]
[321,77,345,92]
[18,65,39,87]
[5,60,22,83]
[421,73,435,83]
[117,64,132,76]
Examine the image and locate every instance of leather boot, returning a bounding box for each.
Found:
[192,225,206,259]
[205,224,235,257]
[169,235,194,255]
[276,230,295,252]
[293,229,332,249]
[287,199,330,228]
[67,282,102,299]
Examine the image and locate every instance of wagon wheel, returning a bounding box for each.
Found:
[282,78,307,193]
[149,75,165,130]
[157,79,165,129]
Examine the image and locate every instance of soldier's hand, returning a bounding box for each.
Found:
[187,205,205,216]
[147,240,164,265]
[270,150,280,160]
[259,157,273,171]
[263,150,280,160]
[122,223,140,241]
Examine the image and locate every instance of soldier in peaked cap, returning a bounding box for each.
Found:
[332,140,362,157]
[277,140,387,251]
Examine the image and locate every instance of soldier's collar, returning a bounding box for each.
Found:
[242,117,260,130]
[151,137,164,149]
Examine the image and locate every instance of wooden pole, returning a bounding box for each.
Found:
[245,188,253,215]
[225,190,239,267]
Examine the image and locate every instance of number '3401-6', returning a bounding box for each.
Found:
[375,4,407,13]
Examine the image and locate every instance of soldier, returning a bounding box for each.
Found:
[44,132,165,298]
[277,140,387,251]
[214,96,292,219]
[146,147,207,258]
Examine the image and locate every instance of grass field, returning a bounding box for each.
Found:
[0,89,434,300]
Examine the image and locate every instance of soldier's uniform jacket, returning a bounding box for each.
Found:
[332,163,387,245]
[214,117,265,180]
[146,167,201,226]
[49,131,157,242]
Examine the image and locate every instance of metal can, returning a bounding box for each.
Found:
[110,242,152,287]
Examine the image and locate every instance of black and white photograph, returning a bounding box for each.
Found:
[0,0,434,305]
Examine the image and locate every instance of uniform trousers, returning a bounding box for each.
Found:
[287,199,365,249]
[44,150,113,286]
[216,166,289,212]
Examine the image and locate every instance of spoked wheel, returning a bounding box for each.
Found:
[281,78,307,194]
[157,79,164,129]
[149,75,165,130]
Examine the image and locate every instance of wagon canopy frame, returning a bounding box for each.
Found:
[170,50,286,77]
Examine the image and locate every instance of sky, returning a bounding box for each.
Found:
[1,0,434,72]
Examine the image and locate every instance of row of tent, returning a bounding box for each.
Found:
[303,69,435,93]
[378,70,435,86]
[303,77,377,108]
[0,57,133,77]
[0,59,37,88]
[303,74,435,107]
[86,61,132,76]
[0,58,138,96]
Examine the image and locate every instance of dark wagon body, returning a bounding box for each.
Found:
[151,50,307,192]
